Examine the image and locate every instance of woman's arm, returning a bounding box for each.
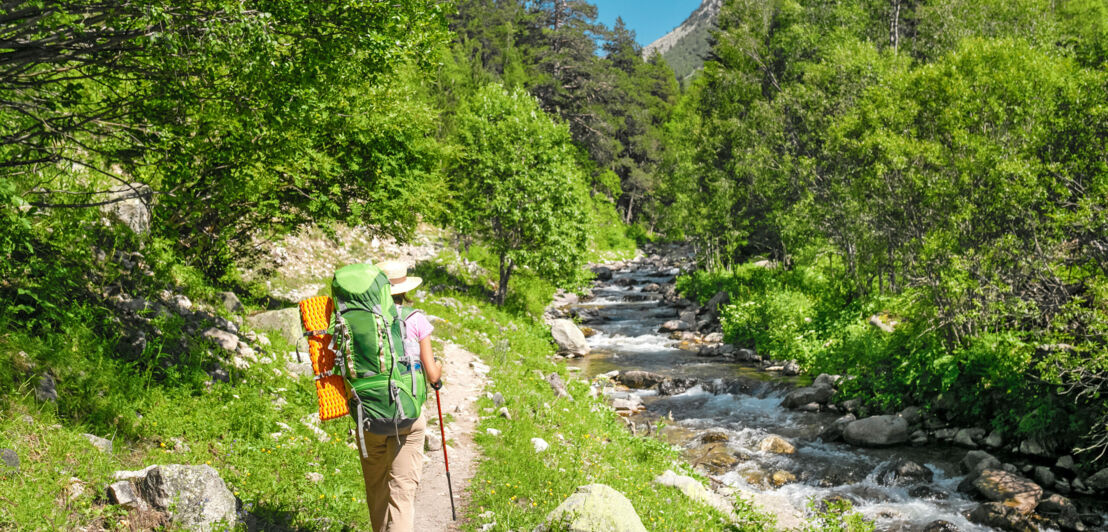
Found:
[419,336,442,386]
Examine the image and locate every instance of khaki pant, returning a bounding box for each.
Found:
[358,415,426,532]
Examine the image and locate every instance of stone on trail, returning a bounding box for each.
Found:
[550,319,590,356]
[535,484,646,532]
[842,415,910,447]
[245,307,301,345]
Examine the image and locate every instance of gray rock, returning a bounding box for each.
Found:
[1033,466,1056,489]
[550,319,590,356]
[100,183,152,234]
[547,373,571,400]
[757,435,796,454]
[1037,493,1082,531]
[107,480,148,511]
[245,307,301,345]
[842,415,910,447]
[782,360,800,376]
[921,520,959,532]
[984,430,1004,449]
[535,484,646,532]
[81,434,113,454]
[909,486,948,501]
[616,370,667,389]
[782,385,834,409]
[876,459,934,486]
[1019,438,1051,458]
[425,432,443,452]
[492,392,505,407]
[1055,455,1075,471]
[594,266,613,281]
[819,414,856,442]
[137,464,237,530]
[961,450,1002,475]
[202,328,239,352]
[305,472,323,484]
[813,373,840,389]
[218,291,244,313]
[531,438,549,453]
[953,428,985,448]
[839,398,862,413]
[910,430,929,446]
[498,407,511,420]
[653,470,732,514]
[972,469,1042,514]
[967,503,1034,532]
[705,291,730,317]
[611,397,641,412]
[659,320,688,332]
[1,448,18,473]
[1086,467,1108,491]
[36,373,57,402]
[934,428,958,441]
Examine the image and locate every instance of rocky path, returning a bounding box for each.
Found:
[414,341,486,531]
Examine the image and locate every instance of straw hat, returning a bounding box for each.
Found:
[377,260,422,295]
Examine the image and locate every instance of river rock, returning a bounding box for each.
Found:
[812,373,840,389]
[1018,438,1051,458]
[616,370,667,389]
[967,502,1036,532]
[1033,466,1055,489]
[961,450,1002,475]
[594,266,613,281]
[954,428,986,448]
[551,319,589,356]
[876,459,934,486]
[921,520,960,532]
[704,291,730,317]
[659,319,688,332]
[782,385,834,409]
[1037,493,1082,531]
[733,348,759,362]
[908,485,948,500]
[984,430,1004,449]
[819,414,856,442]
[972,469,1042,514]
[245,307,301,344]
[757,435,796,455]
[536,484,646,532]
[1055,455,1075,471]
[771,470,796,487]
[842,415,909,447]
[1082,467,1108,492]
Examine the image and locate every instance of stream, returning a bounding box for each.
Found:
[562,258,1090,532]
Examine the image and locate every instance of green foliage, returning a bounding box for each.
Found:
[451,84,591,304]
[802,499,875,532]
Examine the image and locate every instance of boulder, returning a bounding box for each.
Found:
[876,459,934,486]
[657,377,697,396]
[757,435,796,455]
[953,428,986,448]
[782,385,834,409]
[1037,493,1083,531]
[921,520,959,532]
[136,465,237,529]
[1055,455,1075,471]
[967,502,1036,532]
[898,406,923,425]
[616,370,664,390]
[819,414,856,442]
[218,292,244,313]
[536,484,646,532]
[594,266,613,281]
[550,319,590,356]
[812,373,840,389]
[984,430,1004,449]
[202,328,239,352]
[961,450,1002,475]
[100,183,152,234]
[1032,466,1055,489]
[705,291,730,317]
[972,469,1042,515]
[842,415,910,447]
[782,360,801,376]
[245,307,301,345]
[107,480,148,511]
[1018,438,1051,458]
[1,448,19,474]
[1085,467,1108,491]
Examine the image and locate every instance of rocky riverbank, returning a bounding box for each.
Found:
[553,244,1108,532]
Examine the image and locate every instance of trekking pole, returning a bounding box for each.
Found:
[433,386,457,521]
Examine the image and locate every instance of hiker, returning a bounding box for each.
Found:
[358,260,442,532]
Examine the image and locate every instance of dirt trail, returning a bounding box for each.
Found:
[414,340,486,531]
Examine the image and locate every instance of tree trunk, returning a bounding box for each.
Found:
[496,254,515,306]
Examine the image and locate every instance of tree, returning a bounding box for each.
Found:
[452,84,590,305]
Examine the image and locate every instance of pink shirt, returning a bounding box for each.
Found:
[402,308,433,341]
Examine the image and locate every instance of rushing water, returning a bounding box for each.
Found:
[566,266,1024,532]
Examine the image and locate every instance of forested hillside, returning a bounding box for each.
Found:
[642,0,721,81]
[658,0,1108,465]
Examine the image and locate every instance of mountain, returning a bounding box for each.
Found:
[642,0,721,80]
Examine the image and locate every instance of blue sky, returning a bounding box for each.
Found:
[591,0,703,47]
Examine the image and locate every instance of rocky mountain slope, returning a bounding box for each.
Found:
[642,0,721,80]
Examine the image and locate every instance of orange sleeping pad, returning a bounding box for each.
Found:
[298,296,350,421]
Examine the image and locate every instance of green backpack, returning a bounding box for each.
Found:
[331,263,427,452]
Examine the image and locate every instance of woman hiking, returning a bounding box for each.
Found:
[358,260,442,532]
